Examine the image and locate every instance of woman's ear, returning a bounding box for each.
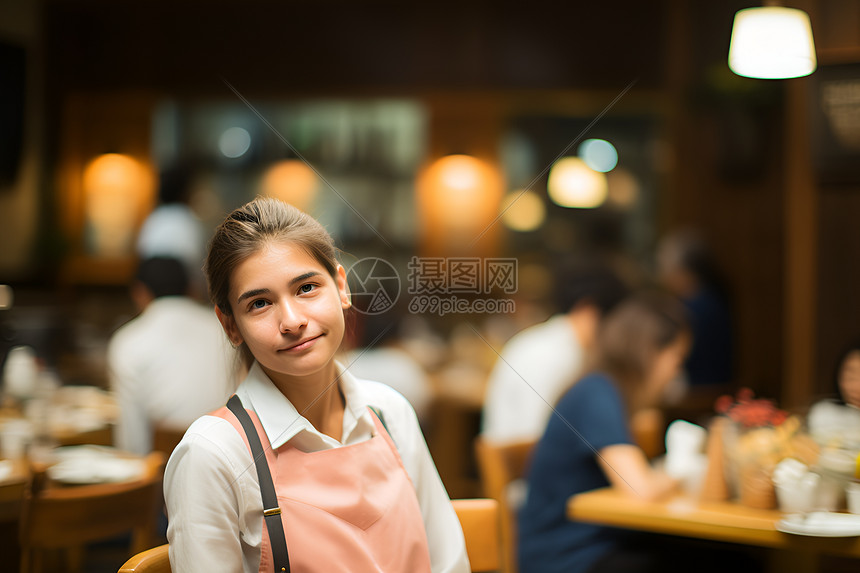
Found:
[336,264,352,309]
[215,306,243,347]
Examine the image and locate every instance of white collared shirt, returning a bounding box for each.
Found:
[164,362,469,573]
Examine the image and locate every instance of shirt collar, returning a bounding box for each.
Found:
[236,361,374,450]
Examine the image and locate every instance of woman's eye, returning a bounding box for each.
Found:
[250,299,268,310]
[299,283,316,294]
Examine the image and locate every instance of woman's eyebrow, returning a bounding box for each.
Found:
[289,271,321,286]
[237,288,270,305]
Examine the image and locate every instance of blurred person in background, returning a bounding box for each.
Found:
[833,338,860,409]
[137,162,208,299]
[518,292,692,573]
[481,257,629,443]
[808,337,860,449]
[108,256,235,455]
[656,228,734,389]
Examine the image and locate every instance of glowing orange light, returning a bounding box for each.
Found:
[82,153,153,257]
[417,154,503,233]
[260,160,319,212]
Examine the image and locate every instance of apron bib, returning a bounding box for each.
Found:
[212,400,433,573]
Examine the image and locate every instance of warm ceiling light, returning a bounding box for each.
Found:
[82,153,153,256]
[417,154,501,231]
[728,6,816,79]
[547,157,607,209]
[259,159,319,212]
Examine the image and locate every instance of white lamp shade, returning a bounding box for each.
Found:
[728,6,816,79]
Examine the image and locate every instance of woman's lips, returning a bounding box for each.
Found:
[280,334,323,352]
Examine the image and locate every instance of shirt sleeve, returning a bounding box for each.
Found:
[375,386,470,573]
[164,418,256,573]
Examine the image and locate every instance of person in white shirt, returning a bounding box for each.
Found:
[164,197,468,573]
[481,259,629,443]
[108,257,235,455]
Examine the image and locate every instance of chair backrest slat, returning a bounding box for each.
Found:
[474,436,535,573]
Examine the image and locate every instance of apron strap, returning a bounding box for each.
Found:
[227,395,290,573]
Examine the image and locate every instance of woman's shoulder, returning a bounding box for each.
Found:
[169,414,251,469]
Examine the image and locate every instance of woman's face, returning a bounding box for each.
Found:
[217,241,350,383]
[644,335,690,406]
[839,350,860,408]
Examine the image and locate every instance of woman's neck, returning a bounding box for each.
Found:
[264,361,346,441]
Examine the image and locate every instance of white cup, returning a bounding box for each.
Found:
[847,482,860,514]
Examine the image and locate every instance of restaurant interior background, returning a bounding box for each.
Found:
[1,0,860,509]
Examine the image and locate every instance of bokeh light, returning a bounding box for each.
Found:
[500,189,546,232]
[547,157,607,209]
[607,168,640,208]
[578,138,618,173]
[259,159,319,212]
[416,154,504,248]
[218,127,252,158]
[82,153,154,256]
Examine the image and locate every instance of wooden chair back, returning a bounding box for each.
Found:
[19,451,166,573]
[474,436,535,573]
[118,543,170,573]
[452,498,502,573]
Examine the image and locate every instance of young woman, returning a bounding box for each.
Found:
[517,292,690,573]
[163,197,469,572]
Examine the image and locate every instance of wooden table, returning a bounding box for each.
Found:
[568,488,860,572]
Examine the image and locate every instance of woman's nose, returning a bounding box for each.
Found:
[278,302,307,333]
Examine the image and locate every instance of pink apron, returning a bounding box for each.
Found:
[211,401,433,573]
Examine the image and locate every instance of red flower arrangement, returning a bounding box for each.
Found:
[715,388,789,428]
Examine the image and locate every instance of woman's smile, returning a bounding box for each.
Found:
[280,333,325,353]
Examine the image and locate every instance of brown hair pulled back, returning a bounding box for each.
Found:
[205,197,339,317]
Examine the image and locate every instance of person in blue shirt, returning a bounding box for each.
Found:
[518,291,690,573]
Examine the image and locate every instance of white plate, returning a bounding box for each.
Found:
[777,512,860,537]
[47,446,145,484]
